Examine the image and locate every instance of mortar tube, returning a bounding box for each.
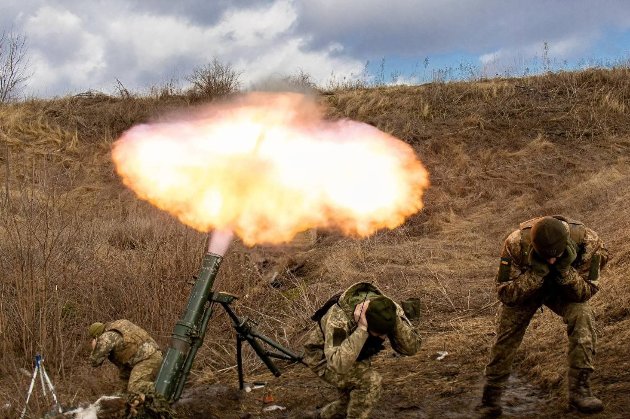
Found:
[154,252,222,401]
[172,295,215,401]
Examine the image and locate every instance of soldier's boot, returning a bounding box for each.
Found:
[568,368,604,413]
[475,384,503,418]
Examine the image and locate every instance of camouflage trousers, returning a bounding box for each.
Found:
[318,361,382,419]
[485,298,596,386]
[118,351,164,394]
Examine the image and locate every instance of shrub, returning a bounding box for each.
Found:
[185,58,241,99]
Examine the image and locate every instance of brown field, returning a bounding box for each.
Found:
[1,68,629,418]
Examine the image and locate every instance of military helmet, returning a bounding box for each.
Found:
[365,296,397,335]
[531,216,569,259]
[88,322,105,338]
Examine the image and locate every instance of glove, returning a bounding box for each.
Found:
[401,298,422,321]
[553,239,577,275]
[528,250,550,277]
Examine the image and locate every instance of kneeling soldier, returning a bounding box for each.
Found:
[303,282,421,419]
[88,319,163,394]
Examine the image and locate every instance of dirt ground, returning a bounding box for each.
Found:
[170,313,627,419]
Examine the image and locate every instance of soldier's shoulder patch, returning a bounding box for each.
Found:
[497,257,512,282]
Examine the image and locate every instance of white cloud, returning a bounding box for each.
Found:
[24,5,82,35]
[478,34,596,77]
[293,0,630,58]
[22,5,106,95]
[12,0,365,95]
[215,0,296,47]
[99,0,361,91]
[547,36,591,58]
[242,37,364,87]
[107,15,207,67]
[105,0,296,64]
[4,0,630,97]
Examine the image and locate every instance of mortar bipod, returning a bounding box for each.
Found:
[209,291,306,390]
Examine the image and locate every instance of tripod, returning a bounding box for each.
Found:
[210,292,305,390]
[20,354,62,419]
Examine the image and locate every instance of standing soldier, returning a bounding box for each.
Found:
[88,319,164,394]
[477,215,608,416]
[302,282,421,419]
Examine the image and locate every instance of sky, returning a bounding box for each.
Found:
[1,0,630,98]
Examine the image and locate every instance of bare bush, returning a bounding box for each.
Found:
[282,69,318,92]
[0,30,30,102]
[185,58,241,99]
[148,77,182,99]
[324,64,370,92]
[114,78,132,99]
[249,69,318,94]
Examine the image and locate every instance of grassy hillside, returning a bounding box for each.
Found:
[1,68,629,417]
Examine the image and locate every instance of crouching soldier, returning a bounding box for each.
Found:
[477,215,609,416]
[303,282,421,419]
[88,319,164,394]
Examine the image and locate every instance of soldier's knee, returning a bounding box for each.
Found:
[564,304,593,327]
[128,380,155,394]
[361,369,382,394]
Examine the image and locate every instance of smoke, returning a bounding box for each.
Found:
[207,229,234,256]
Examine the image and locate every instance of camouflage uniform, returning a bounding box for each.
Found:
[303,283,421,419]
[484,216,609,386]
[91,319,163,394]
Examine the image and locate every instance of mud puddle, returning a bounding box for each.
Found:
[378,373,548,419]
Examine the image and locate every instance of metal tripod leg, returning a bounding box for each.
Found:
[41,365,62,414]
[20,364,38,419]
[249,329,304,363]
[236,334,245,390]
[241,333,281,377]
[220,300,303,389]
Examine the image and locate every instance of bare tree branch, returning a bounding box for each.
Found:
[186,58,241,99]
[0,30,31,102]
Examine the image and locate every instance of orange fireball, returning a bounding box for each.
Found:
[111,92,429,245]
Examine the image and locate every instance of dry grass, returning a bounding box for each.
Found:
[1,67,630,417]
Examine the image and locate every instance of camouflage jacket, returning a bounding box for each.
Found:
[90,319,161,369]
[496,215,609,305]
[303,282,421,376]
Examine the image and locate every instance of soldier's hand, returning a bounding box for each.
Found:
[553,239,577,275]
[353,301,370,331]
[528,250,550,277]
